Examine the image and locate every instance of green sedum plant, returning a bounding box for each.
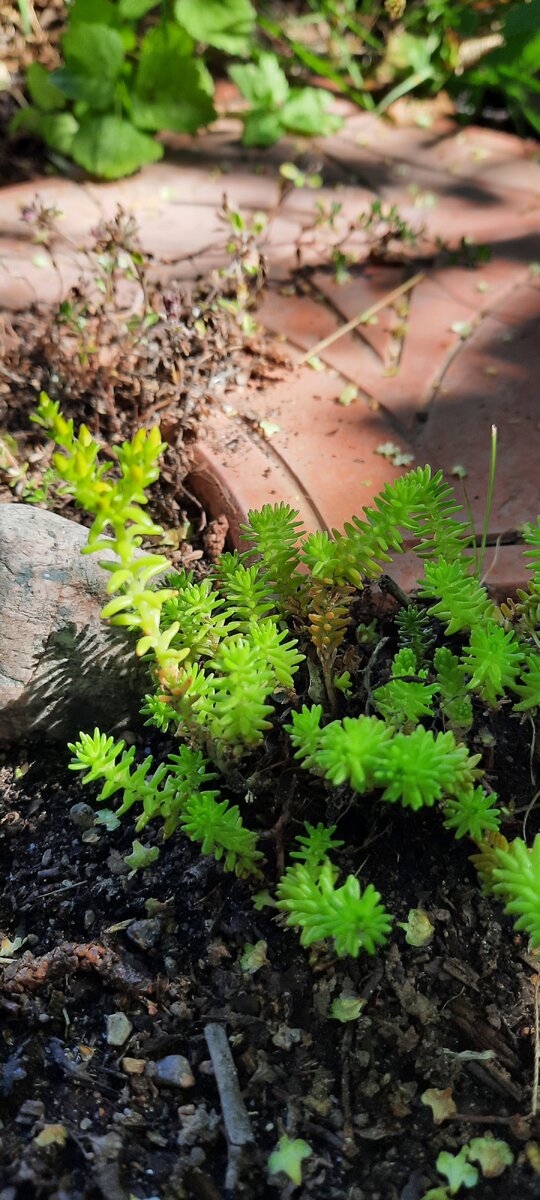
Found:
[38,396,540,962]
[69,730,262,878]
[433,647,473,733]
[32,394,184,669]
[373,646,439,727]
[274,818,384,959]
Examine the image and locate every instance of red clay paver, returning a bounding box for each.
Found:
[1,105,539,594]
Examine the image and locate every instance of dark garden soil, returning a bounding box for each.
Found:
[1,649,540,1200]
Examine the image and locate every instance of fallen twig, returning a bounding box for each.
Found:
[296,271,424,365]
[204,1022,254,1194]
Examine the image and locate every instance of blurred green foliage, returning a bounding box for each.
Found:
[11,0,539,179]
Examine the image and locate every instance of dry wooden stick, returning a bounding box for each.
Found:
[204,1022,254,1192]
[296,270,425,365]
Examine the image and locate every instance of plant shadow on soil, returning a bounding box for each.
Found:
[1,635,540,1200]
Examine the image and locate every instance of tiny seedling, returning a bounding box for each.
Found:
[268,1135,313,1186]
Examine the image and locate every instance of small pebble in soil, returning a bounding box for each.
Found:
[81,829,100,845]
[16,1100,45,1124]
[106,1012,133,1047]
[69,802,95,832]
[123,1058,146,1075]
[271,1025,303,1050]
[107,850,130,876]
[188,1147,206,1168]
[127,919,161,951]
[148,1055,195,1089]
[113,1109,145,1127]
[169,1001,191,1019]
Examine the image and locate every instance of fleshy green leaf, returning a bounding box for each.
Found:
[53,23,125,111]
[70,115,163,178]
[175,0,256,55]
[132,24,215,134]
[27,63,67,112]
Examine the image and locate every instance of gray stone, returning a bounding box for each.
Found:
[106,1012,133,1047]
[126,918,161,951]
[0,504,149,745]
[149,1055,195,1089]
[69,802,95,831]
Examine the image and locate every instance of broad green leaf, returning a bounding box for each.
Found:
[68,0,119,25]
[503,0,540,44]
[520,34,540,72]
[119,0,159,16]
[54,24,125,111]
[242,109,283,147]
[281,88,343,136]
[174,0,255,55]
[132,23,214,133]
[70,115,163,178]
[27,63,67,112]
[134,21,195,74]
[11,107,78,156]
[230,53,289,108]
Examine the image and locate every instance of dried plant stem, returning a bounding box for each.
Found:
[479,423,498,580]
[297,271,425,365]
